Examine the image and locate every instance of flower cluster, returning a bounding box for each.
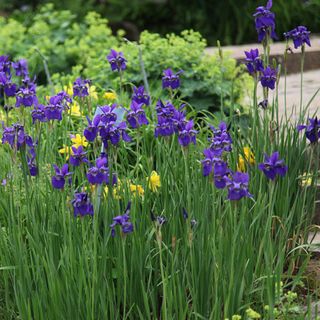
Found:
[32,91,72,123]
[201,122,252,200]
[253,0,277,42]
[0,56,30,101]
[155,100,197,147]
[2,123,31,149]
[87,153,117,185]
[84,104,131,148]
[2,123,38,176]
[16,78,37,107]
[284,26,311,49]
[243,49,278,92]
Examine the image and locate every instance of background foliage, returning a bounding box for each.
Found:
[1,0,320,45]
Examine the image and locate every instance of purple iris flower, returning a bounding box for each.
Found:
[4,82,17,97]
[110,202,133,237]
[51,164,72,189]
[44,103,63,121]
[126,101,149,129]
[253,0,277,42]
[201,148,223,176]
[84,115,100,142]
[27,148,38,176]
[182,208,188,220]
[50,91,72,109]
[87,153,114,185]
[154,100,196,144]
[162,68,183,90]
[226,172,253,200]
[178,120,197,147]
[258,152,288,180]
[100,121,131,148]
[12,59,29,77]
[31,104,47,123]
[132,86,150,106]
[0,72,17,97]
[0,56,11,75]
[213,161,229,189]
[154,100,178,137]
[72,192,94,217]
[43,92,71,121]
[2,123,32,149]
[155,100,176,118]
[208,122,233,155]
[284,26,311,49]
[107,49,127,72]
[155,116,175,137]
[172,107,187,132]
[297,117,320,143]
[156,216,167,226]
[210,121,229,136]
[244,49,264,75]
[258,99,269,109]
[70,146,89,166]
[260,66,277,90]
[15,80,37,107]
[99,104,118,123]
[73,78,90,97]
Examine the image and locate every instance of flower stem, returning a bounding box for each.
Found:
[157,230,167,320]
[300,45,305,115]
[122,238,127,319]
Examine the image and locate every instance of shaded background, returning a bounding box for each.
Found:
[1,0,320,45]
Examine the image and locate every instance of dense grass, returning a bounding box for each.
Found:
[0,66,318,319]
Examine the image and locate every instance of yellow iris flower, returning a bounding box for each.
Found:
[103,91,117,101]
[147,171,161,192]
[71,134,88,148]
[237,147,255,172]
[130,184,145,197]
[58,145,73,160]
[70,103,82,117]
[58,134,88,159]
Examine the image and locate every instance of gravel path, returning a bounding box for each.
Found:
[206,37,320,121]
[256,69,320,122]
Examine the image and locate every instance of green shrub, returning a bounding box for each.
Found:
[0,4,251,113]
